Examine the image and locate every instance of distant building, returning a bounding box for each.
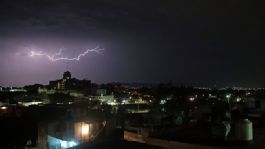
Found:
[10,88,27,92]
[38,119,106,149]
[96,89,107,96]
[36,106,112,149]
[49,71,91,94]
[245,97,256,109]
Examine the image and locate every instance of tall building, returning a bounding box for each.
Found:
[49,71,91,94]
[63,71,71,80]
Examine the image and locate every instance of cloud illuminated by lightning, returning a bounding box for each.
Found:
[29,46,104,62]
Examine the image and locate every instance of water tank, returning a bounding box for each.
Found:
[235,119,253,141]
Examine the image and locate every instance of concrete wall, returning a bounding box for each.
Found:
[124,130,225,149]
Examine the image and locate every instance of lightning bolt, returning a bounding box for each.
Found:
[29,46,104,62]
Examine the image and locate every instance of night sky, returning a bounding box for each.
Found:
[0,0,264,87]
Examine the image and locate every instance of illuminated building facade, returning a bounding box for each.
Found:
[37,120,106,149]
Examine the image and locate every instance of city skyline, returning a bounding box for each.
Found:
[0,0,265,87]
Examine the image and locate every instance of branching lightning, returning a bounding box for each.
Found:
[29,46,104,62]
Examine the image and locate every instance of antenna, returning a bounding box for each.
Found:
[66,61,69,71]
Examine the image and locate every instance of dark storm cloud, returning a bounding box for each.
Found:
[0,0,265,87]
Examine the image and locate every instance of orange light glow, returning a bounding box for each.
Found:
[81,124,89,136]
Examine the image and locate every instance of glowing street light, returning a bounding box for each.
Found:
[189,97,195,102]
[236,97,241,102]
[225,94,232,103]
[0,106,7,110]
[189,97,195,101]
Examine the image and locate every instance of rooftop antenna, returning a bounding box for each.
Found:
[66,61,69,71]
